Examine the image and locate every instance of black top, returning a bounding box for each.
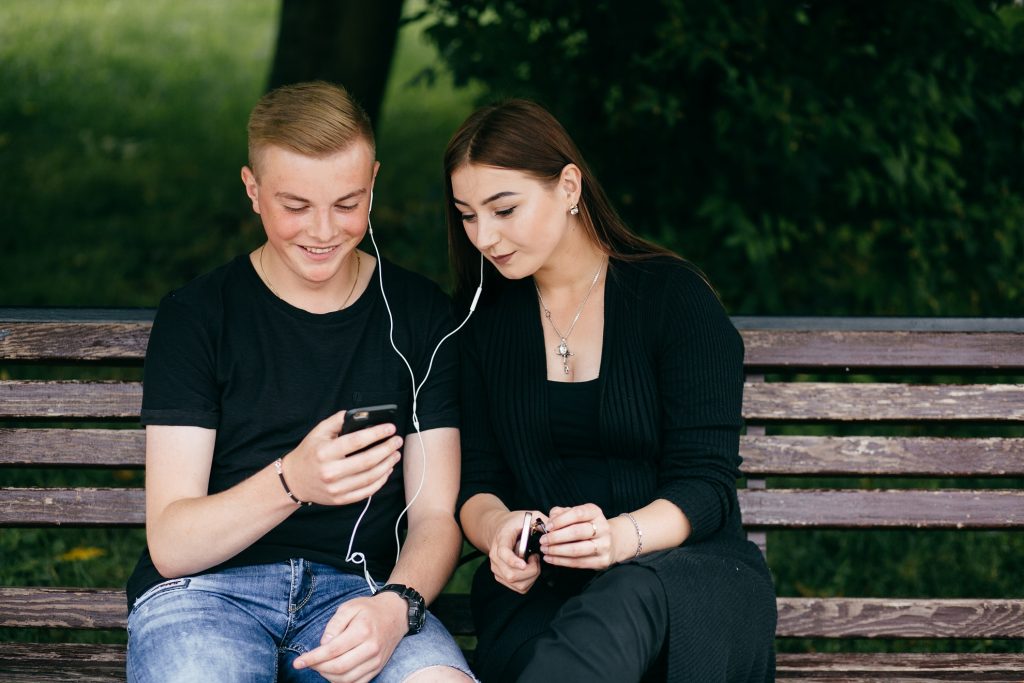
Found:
[458,256,775,679]
[548,379,611,510]
[126,254,459,607]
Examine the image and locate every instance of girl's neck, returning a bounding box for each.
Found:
[534,233,607,295]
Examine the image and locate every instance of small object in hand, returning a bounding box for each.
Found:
[516,511,547,559]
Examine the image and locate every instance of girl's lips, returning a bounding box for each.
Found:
[492,252,515,266]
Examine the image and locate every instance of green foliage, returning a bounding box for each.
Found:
[0,0,476,305]
[422,0,1024,314]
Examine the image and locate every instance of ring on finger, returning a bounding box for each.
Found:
[590,522,597,538]
[591,539,598,555]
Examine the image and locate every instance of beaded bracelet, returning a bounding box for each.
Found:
[619,512,643,559]
[274,458,312,506]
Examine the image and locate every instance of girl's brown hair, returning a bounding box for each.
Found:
[444,99,676,302]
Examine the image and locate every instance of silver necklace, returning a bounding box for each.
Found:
[534,262,604,376]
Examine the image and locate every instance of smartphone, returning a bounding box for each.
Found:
[340,403,398,440]
[516,511,546,559]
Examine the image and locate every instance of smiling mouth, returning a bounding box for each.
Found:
[300,245,338,255]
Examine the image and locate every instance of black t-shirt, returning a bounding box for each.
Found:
[126,254,459,606]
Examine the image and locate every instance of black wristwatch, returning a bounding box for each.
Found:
[378,584,426,635]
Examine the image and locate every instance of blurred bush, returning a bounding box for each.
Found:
[422,0,1024,315]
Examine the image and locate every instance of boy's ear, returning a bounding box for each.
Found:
[241,166,260,213]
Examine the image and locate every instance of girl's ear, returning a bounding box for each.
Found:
[560,163,583,211]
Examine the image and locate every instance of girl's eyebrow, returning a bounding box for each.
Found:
[453,191,520,207]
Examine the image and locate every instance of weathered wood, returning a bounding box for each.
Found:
[1,648,1021,683]
[2,648,1022,683]
[740,435,1024,477]
[775,652,1024,680]
[0,381,142,419]
[740,489,1024,529]
[0,322,150,363]
[0,428,145,467]
[0,587,473,634]
[6,381,1024,422]
[744,383,1024,422]
[0,643,126,682]
[0,488,145,526]
[4,312,1023,370]
[776,598,1024,639]
[0,588,127,629]
[6,487,1022,529]
[741,329,1024,371]
[4,589,1021,639]
[1,429,988,487]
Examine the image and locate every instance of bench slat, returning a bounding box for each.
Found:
[744,383,1024,422]
[1,649,1021,683]
[741,489,1024,528]
[741,435,1024,477]
[0,643,127,683]
[0,381,142,419]
[3,589,1021,639]
[3,488,1021,529]
[6,429,1022,477]
[776,597,1024,638]
[1,649,1020,683]
[775,652,1024,678]
[0,322,150,363]
[743,330,1024,371]
[6,381,1024,422]
[0,488,145,526]
[4,315,1024,371]
[0,428,145,467]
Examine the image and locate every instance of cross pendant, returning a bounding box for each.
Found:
[556,339,573,375]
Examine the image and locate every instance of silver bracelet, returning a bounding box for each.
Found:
[619,512,643,559]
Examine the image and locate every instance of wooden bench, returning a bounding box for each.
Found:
[2,309,1022,681]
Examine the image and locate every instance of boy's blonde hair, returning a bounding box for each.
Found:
[247,81,375,175]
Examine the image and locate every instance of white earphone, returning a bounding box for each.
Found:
[345,188,483,592]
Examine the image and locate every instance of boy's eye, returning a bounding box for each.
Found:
[284,205,307,213]
[336,204,357,211]
[495,207,516,217]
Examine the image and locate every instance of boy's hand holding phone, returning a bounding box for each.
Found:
[279,404,402,507]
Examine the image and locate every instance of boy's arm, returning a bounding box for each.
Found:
[294,426,462,678]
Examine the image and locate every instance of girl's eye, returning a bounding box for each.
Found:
[460,213,477,223]
[495,207,516,218]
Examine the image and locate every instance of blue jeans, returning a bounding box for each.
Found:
[126,560,474,682]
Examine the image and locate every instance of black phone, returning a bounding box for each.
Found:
[340,404,398,437]
[515,511,547,560]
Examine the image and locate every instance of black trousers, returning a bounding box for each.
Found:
[506,564,669,683]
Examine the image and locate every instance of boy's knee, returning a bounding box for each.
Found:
[402,665,475,682]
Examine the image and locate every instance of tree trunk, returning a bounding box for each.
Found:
[267,0,405,126]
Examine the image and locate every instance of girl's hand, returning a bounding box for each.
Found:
[541,503,631,570]
[487,510,548,594]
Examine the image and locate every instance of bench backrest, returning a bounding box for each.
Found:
[1,310,1023,642]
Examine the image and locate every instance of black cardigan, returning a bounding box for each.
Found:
[458,256,776,680]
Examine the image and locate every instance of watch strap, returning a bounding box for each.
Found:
[378,583,425,635]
